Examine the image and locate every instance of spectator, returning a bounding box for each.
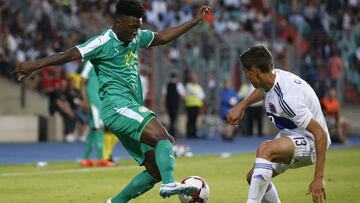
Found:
[184,73,205,139]
[219,80,238,141]
[2,0,360,129]
[161,72,185,137]
[322,88,349,144]
[0,48,12,78]
[238,81,264,136]
[53,79,76,142]
[65,78,88,142]
[328,50,344,89]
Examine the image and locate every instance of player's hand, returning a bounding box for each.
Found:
[308,178,326,203]
[13,61,36,81]
[193,5,210,24]
[227,103,245,126]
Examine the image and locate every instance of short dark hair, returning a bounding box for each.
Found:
[116,0,145,18]
[240,45,274,72]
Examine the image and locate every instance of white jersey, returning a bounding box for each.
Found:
[264,69,331,146]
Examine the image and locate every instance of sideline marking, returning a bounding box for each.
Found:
[0,165,137,177]
[0,159,223,177]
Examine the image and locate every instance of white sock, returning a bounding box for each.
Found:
[261,182,281,203]
[247,158,273,203]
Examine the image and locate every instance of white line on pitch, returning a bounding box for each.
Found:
[0,165,138,177]
[0,157,227,177]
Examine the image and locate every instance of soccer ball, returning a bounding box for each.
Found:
[178,176,210,203]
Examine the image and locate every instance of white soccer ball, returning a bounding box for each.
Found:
[178,176,210,203]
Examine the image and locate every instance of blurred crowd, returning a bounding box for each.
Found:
[0,0,358,142]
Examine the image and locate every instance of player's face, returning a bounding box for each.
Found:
[115,15,142,44]
[243,67,260,88]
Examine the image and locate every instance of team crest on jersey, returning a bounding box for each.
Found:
[139,106,149,112]
[125,51,137,66]
[269,102,277,114]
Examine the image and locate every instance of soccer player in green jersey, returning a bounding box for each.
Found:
[14,0,210,202]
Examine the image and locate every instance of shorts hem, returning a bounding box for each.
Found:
[137,114,156,139]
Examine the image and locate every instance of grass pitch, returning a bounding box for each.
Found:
[0,148,359,203]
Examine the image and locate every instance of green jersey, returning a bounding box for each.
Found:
[80,61,100,106]
[76,28,154,106]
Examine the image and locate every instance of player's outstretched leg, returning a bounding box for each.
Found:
[141,119,198,198]
[108,170,159,203]
[105,151,160,203]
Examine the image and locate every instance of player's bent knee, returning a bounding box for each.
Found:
[156,130,170,141]
[257,141,273,160]
[155,130,174,144]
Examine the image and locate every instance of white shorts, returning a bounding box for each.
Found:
[272,134,316,174]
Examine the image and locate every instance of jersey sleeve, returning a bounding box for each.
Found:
[139,29,155,48]
[80,61,93,79]
[286,97,313,129]
[76,30,111,61]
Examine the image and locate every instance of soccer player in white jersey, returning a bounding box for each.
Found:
[227,45,330,203]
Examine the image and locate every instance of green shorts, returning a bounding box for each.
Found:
[101,98,155,165]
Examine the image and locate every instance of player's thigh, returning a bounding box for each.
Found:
[257,136,295,164]
[273,135,315,174]
[103,104,155,165]
[104,102,155,141]
[141,118,175,147]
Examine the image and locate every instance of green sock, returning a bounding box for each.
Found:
[83,131,94,159]
[94,130,104,160]
[111,170,159,203]
[155,140,175,184]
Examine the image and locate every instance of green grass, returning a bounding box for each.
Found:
[0,148,359,203]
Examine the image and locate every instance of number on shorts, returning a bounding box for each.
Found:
[293,137,307,146]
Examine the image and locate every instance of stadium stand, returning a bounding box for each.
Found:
[1,0,359,141]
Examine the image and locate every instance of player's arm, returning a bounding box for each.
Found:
[306,119,328,203]
[80,77,90,114]
[14,47,82,81]
[227,88,264,126]
[149,5,210,46]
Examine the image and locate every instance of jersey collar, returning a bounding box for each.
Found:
[110,29,125,46]
[267,69,280,93]
[110,29,138,46]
